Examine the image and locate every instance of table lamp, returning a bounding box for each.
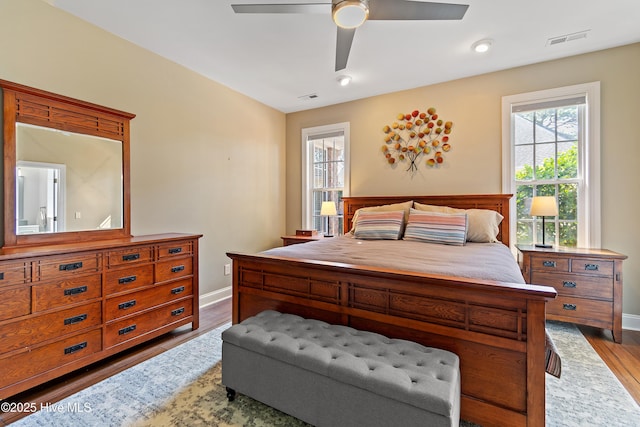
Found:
[529,196,558,248]
[320,201,337,237]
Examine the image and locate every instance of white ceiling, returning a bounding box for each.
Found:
[48,0,640,113]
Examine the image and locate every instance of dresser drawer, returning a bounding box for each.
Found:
[547,296,613,323]
[105,299,193,347]
[156,258,193,283]
[107,245,154,268]
[37,253,102,280]
[158,241,193,259]
[0,285,31,321]
[0,329,102,390]
[570,258,614,277]
[529,256,569,272]
[531,272,612,300]
[0,261,31,287]
[105,264,154,295]
[0,302,102,354]
[105,278,193,321]
[33,274,102,312]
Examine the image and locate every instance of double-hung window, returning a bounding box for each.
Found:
[301,123,350,236]
[502,82,601,248]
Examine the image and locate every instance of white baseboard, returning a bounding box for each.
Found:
[199,286,232,308]
[623,313,640,331]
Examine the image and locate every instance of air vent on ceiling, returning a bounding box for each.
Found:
[298,93,318,100]
[547,30,590,46]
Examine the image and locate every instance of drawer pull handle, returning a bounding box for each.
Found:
[64,314,88,325]
[168,247,183,254]
[563,281,577,288]
[118,325,137,335]
[60,261,83,271]
[118,275,137,284]
[563,303,577,311]
[585,264,599,271]
[171,286,185,295]
[171,265,185,273]
[64,285,88,296]
[542,261,556,267]
[0,272,4,280]
[122,253,140,262]
[64,341,87,355]
[171,307,185,316]
[118,300,137,310]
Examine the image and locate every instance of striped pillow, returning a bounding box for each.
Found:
[353,211,405,240]
[403,210,468,246]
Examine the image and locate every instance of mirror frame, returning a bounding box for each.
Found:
[1,79,135,248]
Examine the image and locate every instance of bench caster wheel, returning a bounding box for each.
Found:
[226,387,236,402]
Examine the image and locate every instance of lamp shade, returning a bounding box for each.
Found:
[529,196,558,217]
[320,201,337,216]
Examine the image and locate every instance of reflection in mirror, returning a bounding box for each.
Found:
[16,124,123,235]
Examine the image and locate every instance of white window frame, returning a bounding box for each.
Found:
[501,82,601,248]
[301,122,350,231]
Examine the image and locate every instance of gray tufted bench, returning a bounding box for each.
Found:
[221,310,460,427]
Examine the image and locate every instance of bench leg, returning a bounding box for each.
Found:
[226,387,236,402]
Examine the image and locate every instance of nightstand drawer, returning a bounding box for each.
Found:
[570,258,614,277]
[547,296,612,322]
[531,272,612,300]
[530,256,569,272]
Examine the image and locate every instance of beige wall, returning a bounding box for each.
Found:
[0,0,287,301]
[286,43,640,317]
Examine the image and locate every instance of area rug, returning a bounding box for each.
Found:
[12,321,640,427]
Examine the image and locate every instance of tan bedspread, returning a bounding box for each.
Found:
[263,235,525,285]
[262,235,562,377]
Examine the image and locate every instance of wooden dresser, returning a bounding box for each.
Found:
[517,245,626,343]
[0,233,201,398]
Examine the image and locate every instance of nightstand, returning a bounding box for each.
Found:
[517,245,627,343]
[281,234,324,246]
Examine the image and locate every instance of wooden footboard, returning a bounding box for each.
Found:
[226,252,557,427]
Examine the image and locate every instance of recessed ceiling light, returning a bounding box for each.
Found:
[471,39,493,53]
[337,75,352,86]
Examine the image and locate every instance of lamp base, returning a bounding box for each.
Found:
[534,243,553,249]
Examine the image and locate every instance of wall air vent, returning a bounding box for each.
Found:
[547,30,590,46]
[298,93,318,100]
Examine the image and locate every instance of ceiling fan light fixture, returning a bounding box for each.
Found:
[337,75,352,86]
[332,0,369,29]
[472,39,493,53]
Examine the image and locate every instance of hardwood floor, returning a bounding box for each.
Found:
[1,298,638,425]
[579,325,640,404]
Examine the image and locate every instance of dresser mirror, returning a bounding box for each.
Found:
[1,79,135,248]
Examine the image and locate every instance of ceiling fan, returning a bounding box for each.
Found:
[231,0,469,72]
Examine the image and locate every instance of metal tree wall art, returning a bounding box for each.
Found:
[381,107,453,173]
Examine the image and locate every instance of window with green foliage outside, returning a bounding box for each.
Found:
[504,83,600,249]
[514,105,581,247]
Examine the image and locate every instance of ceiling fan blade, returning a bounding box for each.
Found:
[335,27,356,71]
[368,0,469,21]
[231,3,329,14]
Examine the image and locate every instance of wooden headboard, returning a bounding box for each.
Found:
[342,194,512,246]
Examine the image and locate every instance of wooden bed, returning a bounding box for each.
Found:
[226,194,557,427]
